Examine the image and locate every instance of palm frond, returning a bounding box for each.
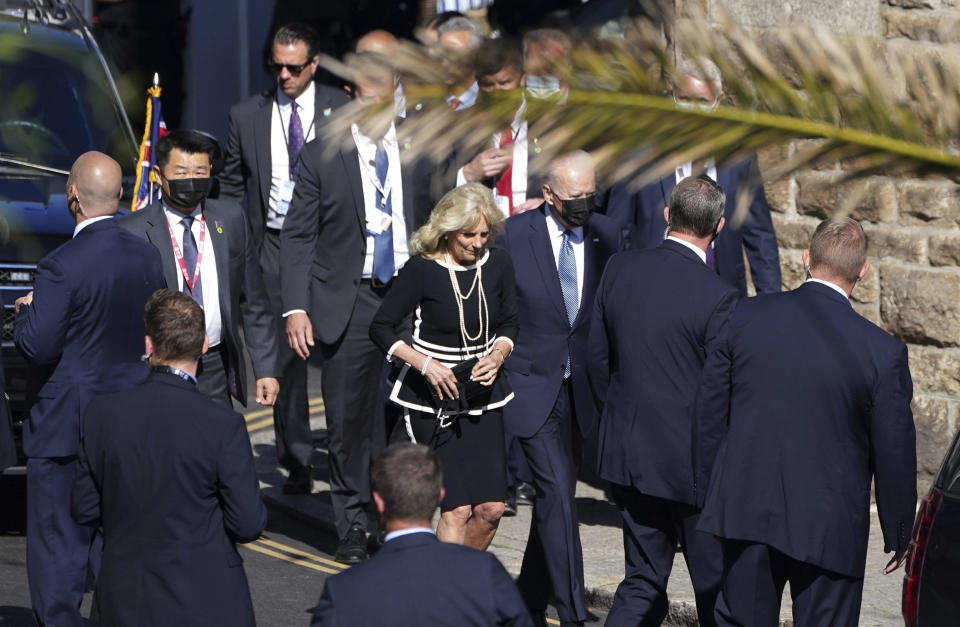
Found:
[319,13,960,224]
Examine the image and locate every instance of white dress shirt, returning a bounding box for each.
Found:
[544,208,585,302]
[268,81,318,230]
[666,235,707,264]
[72,215,113,238]
[806,278,849,300]
[383,527,435,543]
[675,159,717,184]
[352,123,409,279]
[445,81,478,111]
[163,205,222,346]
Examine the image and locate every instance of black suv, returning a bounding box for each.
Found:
[0,0,137,464]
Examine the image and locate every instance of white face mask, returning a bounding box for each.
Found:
[673,93,719,113]
[525,75,564,101]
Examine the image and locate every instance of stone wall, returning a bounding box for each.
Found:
[685,0,960,493]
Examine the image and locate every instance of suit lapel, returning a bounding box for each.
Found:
[339,144,367,234]
[574,223,602,329]
[201,201,231,319]
[660,174,676,209]
[143,203,180,288]
[528,211,567,321]
[254,94,273,212]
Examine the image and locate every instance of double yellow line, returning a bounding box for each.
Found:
[245,396,325,432]
[242,536,349,575]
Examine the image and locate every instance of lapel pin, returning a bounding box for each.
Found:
[323,107,332,117]
[415,103,423,111]
[215,219,224,234]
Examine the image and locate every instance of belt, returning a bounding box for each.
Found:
[360,277,393,290]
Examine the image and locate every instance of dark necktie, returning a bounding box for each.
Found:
[180,214,203,306]
[372,144,395,284]
[288,102,305,181]
[705,243,716,270]
[558,230,578,378]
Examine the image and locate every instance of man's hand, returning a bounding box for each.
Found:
[883,549,908,575]
[461,148,512,183]
[255,377,280,406]
[14,291,33,313]
[286,312,314,360]
[513,197,544,214]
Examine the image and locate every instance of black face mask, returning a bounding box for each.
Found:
[557,194,595,227]
[162,177,210,211]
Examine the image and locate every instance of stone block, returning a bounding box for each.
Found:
[880,264,960,346]
[862,224,927,263]
[764,177,794,214]
[714,0,881,35]
[929,233,960,266]
[779,249,806,291]
[884,0,934,8]
[772,214,816,250]
[898,181,960,228]
[853,302,881,324]
[851,263,879,305]
[913,395,954,491]
[909,346,960,395]
[883,8,960,43]
[796,173,898,223]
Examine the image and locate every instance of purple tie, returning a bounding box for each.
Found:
[705,243,716,270]
[288,103,305,181]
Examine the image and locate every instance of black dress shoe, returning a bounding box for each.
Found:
[367,529,385,554]
[515,480,536,506]
[334,525,368,564]
[282,466,313,495]
[504,486,518,517]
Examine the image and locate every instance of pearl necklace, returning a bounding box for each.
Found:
[446,253,489,351]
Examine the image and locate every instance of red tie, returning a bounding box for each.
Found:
[495,128,515,215]
[448,98,461,111]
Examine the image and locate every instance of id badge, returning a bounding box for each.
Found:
[276,180,296,216]
[366,209,393,235]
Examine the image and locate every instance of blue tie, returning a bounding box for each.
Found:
[558,230,578,378]
[180,214,203,307]
[372,144,395,284]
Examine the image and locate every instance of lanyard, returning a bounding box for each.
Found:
[351,124,394,209]
[165,212,206,293]
[150,365,197,385]
[276,96,317,180]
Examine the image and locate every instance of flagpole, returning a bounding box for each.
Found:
[148,73,160,203]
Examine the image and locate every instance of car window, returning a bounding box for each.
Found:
[0,29,136,173]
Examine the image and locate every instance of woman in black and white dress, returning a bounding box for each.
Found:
[370,182,517,550]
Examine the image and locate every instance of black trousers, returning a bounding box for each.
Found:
[606,486,722,627]
[197,344,232,408]
[320,281,388,538]
[516,380,588,623]
[715,540,864,627]
[262,229,312,471]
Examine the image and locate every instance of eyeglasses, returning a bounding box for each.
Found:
[267,60,313,76]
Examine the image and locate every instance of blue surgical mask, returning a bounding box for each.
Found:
[673,94,718,113]
[525,75,564,101]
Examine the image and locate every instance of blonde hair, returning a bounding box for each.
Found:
[409,183,505,259]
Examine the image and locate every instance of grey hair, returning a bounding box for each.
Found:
[667,176,726,238]
[522,28,573,65]
[545,150,595,193]
[673,56,723,93]
[437,16,483,49]
[809,217,868,283]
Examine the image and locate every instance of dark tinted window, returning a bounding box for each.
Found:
[0,27,136,173]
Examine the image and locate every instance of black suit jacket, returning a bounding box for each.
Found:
[119,200,277,403]
[695,282,917,577]
[221,84,350,249]
[604,156,781,296]
[311,531,533,626]
[500,207,621,439]
[72,372,266,626]
[588,239,739,505]
[279,121,434,345]
[14,218,165,457]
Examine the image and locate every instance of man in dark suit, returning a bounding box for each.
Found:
[14,151,165,627]
[121,129,278,409]
[500,151,620,627]
[72,289,266,626]
[695,218,917,626]
[311,442,533,626]
[281,52,435,564]
[604,57,781,297]
[589,176,740,626]
[221,22,348,495]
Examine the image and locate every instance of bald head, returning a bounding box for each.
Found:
[67,151,122,219]
[546,150,594,193]
[356,30,397,55]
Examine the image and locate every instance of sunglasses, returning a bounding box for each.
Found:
[267,60,313,76]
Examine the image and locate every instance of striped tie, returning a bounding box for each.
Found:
[558,230,578,378]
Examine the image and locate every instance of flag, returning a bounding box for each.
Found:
[131,74,168,211]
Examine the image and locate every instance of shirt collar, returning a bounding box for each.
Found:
[384,527,435,543]
[543,205,584,242]
[73,215,114,238]
[665,235,708,264]
[446,81,478,110]
[277,80,315,112]
[805,278,849,300]
[163,203,202,221]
